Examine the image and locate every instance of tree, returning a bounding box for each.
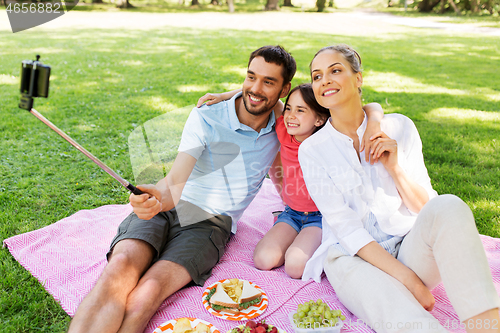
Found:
[283,0,293,7]
[227,0,234,12]
[483,0,496,14]
[417,0,440,11]
[447,0,460,13]
[316,0,326,11]
[115,0,134,8]
[413,0,500,14]
[470,0,480,12]
[265,0,280,10]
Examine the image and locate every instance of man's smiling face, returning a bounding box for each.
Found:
[241,56,287,116]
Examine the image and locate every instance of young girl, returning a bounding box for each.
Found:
[197,84,383,279]
[300,44,500,332]
[253,84,328,279]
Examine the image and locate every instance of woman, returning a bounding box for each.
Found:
[299,44,500,332]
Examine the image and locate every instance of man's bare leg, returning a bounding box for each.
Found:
[116,260,192,333]
[67,239,155,333]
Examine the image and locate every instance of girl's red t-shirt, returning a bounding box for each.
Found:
[276,115,319,213]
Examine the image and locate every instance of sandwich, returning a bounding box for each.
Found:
[207,279,262,314]
[240,280,263,305]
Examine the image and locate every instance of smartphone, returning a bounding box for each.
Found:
[19,59,51,110]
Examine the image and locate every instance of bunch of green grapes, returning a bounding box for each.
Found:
[292,299,346,328]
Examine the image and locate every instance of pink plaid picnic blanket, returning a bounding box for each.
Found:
[4,179,500,333]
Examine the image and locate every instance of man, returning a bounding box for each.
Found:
[67,45,295,333]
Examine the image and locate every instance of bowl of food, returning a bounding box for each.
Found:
[154,317,219,333]
[288,300,344,333]
[227,320,285,333]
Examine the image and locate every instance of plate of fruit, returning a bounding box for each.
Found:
[289,299,345,333]
[154,317,219,333]
[226,320,286,333]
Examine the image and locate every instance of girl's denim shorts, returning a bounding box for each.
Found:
[274,205,322,233]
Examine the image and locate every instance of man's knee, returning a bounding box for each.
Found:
[127,277,164,311]
[108,239,154,270]
[103,250,151,286]
[107,252,135,272]
[99,254,134,288]
[124,273,182,324]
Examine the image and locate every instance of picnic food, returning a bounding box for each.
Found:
[291,299,345,328]
[222,278,244,303]
[227,320,279,333]
[209,283,239,314]
[173,318,193,333]
[195,322,211,333]
[206,279,262,314]
[173,318,211,333]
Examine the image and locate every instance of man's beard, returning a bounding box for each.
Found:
[242,90,278,116]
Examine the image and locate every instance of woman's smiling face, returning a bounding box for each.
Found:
[310,50,362,110]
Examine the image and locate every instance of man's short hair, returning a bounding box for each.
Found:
[248,45,296,85]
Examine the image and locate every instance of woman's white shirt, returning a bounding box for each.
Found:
[299,113,438,282]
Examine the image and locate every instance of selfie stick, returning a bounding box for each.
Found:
[28,108,144,195]
[20,55,143,195]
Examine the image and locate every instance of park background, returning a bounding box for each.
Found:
[1,0,499,331]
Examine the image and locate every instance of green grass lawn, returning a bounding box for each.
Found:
[0,12,499,332]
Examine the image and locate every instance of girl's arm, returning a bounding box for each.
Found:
[357,241,435,311]
[361,102,384,164]
[268,152,284,204]
[196,89,241,107]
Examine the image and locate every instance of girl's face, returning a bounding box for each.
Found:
[310,50,362,110]
[283,90,325,142]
